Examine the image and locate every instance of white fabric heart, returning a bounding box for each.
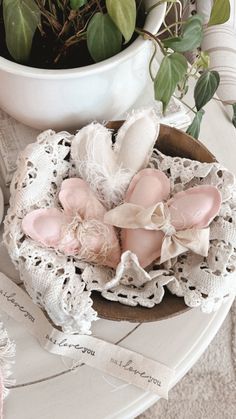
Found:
[71,108,160,208]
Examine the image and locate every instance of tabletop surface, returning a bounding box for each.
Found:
[1,79,236,419]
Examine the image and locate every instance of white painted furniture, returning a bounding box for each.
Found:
[1,78,236,419]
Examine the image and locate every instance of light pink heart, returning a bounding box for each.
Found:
[122,169,222,268]
[22,178,121,268]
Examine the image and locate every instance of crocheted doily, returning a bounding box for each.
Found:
[4,129,236,334]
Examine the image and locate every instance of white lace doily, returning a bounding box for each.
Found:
[4,129,236,334]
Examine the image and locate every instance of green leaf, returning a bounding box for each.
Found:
[232,103,236,128]
[208,0,230,26]
[194,70,220,111]
[87,12,122,62]
[186,110,205,139]
[195,51,210,70]
[106,0,136,43]
[70,0,87,10]
[154,52,188,112]
[163,15,204,53]
[3,0,41,63]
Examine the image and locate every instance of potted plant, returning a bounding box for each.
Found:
[0,0,166,130]
[0,0,231,136]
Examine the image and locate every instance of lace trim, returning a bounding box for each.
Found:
[4,130,236,333]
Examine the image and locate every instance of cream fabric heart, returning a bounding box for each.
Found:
[71,108,160,208]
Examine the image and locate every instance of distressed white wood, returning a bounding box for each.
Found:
[1,75,236,418]
[2,297,234,419]
[0,310,139,386]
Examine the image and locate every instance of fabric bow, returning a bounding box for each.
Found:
[104,168,221,267]
[104,201,210,264]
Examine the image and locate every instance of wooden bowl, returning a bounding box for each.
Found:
[92,123,217,323]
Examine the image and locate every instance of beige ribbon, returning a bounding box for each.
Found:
[160,228,210,263]
[0,273,175,398]
[104,202,210,263]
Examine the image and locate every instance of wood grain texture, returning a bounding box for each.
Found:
[92,123,217,323]
[92,291,190,322]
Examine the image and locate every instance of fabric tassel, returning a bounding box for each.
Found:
[0,321,16,400]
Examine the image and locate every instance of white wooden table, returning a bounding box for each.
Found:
[1,81,236,419]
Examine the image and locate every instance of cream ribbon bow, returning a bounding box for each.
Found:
[104,202,210,264]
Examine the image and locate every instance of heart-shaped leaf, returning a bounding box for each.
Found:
[232,103,236,128]
[70,0,87,10]
[87,12,122,62]
[3,0,41,63]
[163,15,204,53]
[194,70,220,111]
[154,52,188,112]
[208,0,230,26]
[106,0,136,43]
[186,110,205,139]
[195,51,210,70]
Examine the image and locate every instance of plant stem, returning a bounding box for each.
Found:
[176,0,183,19]
[212,96,234,106]
[95,0,103,13]
[54,30,87,63]
[162,18,174,37]
[174,2,179,36]
[149,42,157,81]
[161,2,176,37]
[156,20,186,36]
[136,28,166,56]
[174,95,197,114]
[166,2,175,17]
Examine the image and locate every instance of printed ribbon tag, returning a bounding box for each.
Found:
[0,273,175,398]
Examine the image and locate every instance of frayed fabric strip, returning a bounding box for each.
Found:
[0,272,175,399]
[0,320,16,419]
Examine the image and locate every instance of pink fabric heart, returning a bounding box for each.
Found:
[121,168,171,268]
[104,169,222,267]
[22,178,121,268]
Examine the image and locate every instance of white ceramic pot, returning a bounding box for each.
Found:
[0,1,165,131]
